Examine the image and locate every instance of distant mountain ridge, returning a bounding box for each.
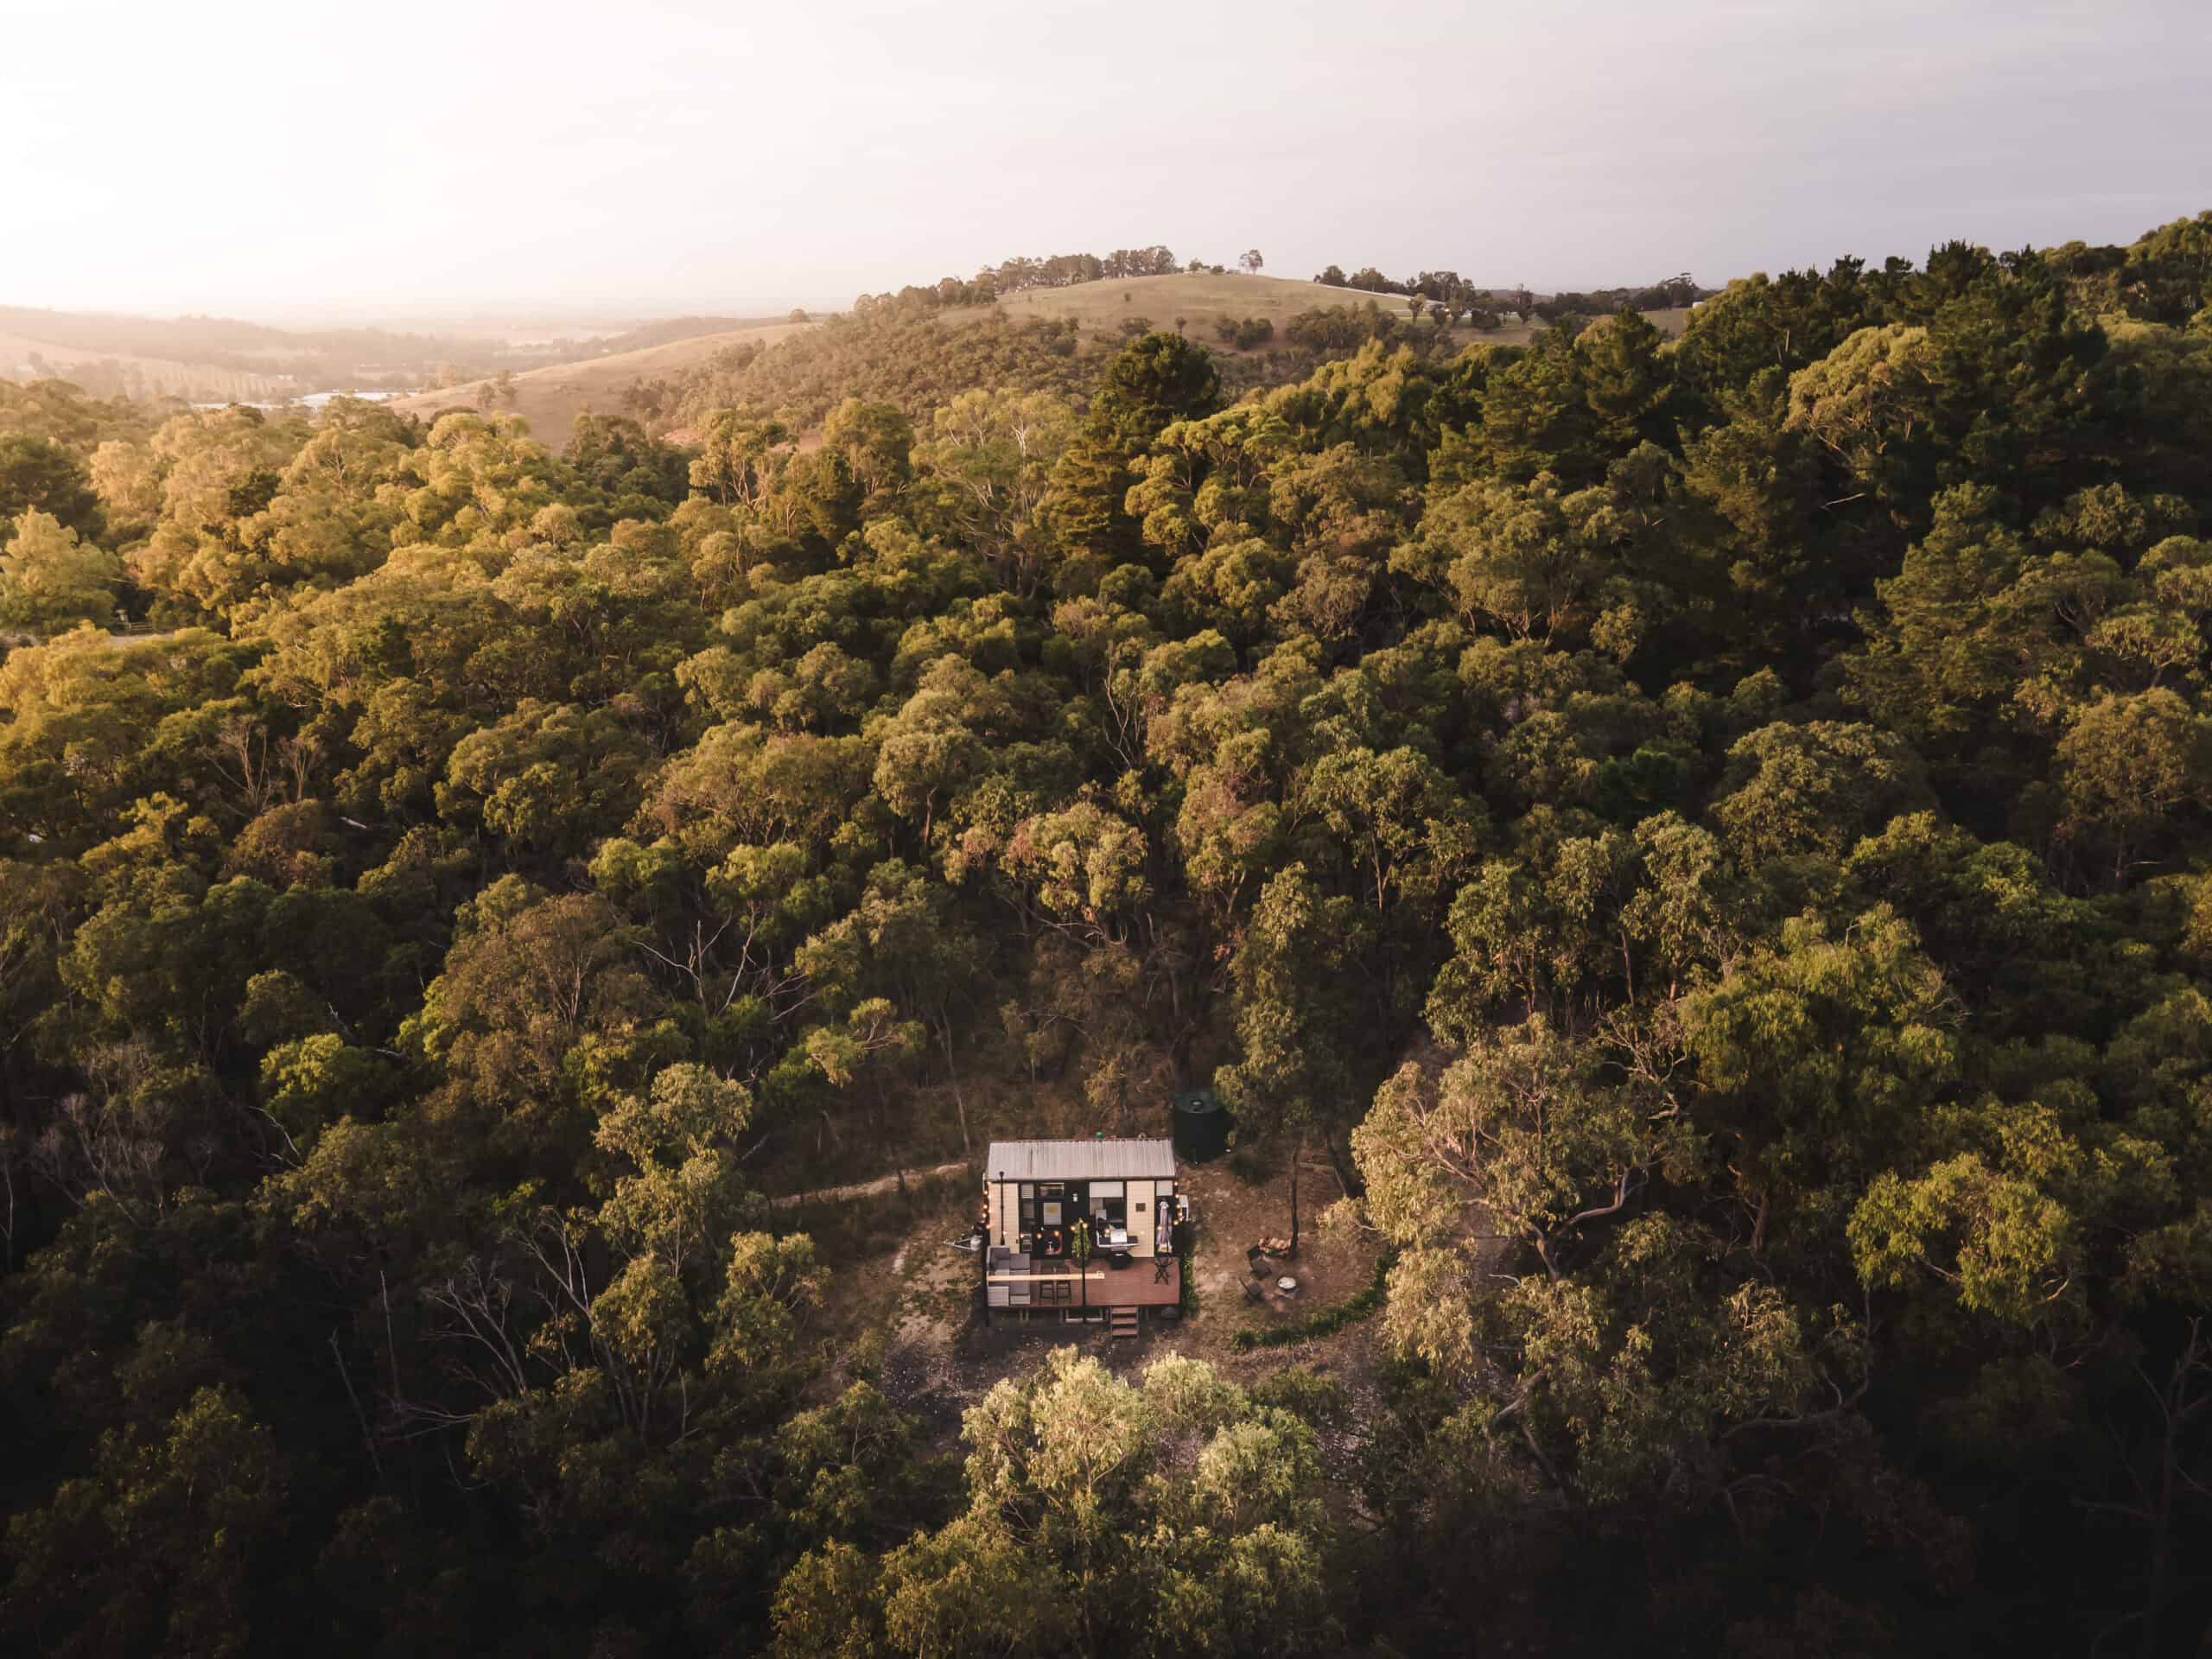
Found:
[0,305,776,406]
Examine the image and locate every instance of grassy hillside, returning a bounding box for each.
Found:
[391,318,814,448]
[947,270,1433,344]
[941,269,1692,357]
[0,328,294,403]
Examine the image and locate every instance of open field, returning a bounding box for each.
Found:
[0,329,291,401]
[387,317,814,447]
[943,269,1694,353]
[0,304,510,399]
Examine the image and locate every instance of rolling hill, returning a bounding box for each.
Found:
[0,305,546,401]
[649,274,1700,446]
[0,328,291,403]
[939,269,1693,355]
[390,318,814,448]
[969,270,1464,340]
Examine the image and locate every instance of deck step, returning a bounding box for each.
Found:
[1109,1307,1140,1339]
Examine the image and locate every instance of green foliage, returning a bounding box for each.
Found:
[676,311,1090,433]
[0,429,105,540]
[1,509,121,633]
[779,1350,1338,1657]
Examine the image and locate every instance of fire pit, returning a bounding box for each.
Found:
[1274,1275,1299,1295]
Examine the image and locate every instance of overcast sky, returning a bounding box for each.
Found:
[6,0,2209,320]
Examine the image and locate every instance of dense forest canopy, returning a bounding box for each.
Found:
[5,211,2212,1656]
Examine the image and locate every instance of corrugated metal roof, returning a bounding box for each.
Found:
[984,1139,1177,1182]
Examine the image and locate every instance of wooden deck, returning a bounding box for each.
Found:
[984,1251,1182,1318]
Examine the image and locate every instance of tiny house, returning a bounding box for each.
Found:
[981,1138,1184,1337]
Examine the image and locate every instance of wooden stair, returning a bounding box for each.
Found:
[1109,1306,1140,1340]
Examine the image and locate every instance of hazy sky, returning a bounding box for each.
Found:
[7,0,2209,319]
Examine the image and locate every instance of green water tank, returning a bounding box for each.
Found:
[1171,1089,1232,1163]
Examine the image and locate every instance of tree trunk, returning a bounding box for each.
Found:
[1288,1134,1303,1257]
[1322,1123,1359,1200]
[936,1018,971,1155]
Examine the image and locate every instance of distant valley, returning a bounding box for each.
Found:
[0,304,780,408]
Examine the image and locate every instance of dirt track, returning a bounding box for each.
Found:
[768,1159,971,1209]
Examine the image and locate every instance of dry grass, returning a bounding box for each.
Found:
[942,270,1477,352]
[940,270,1695,355]
[388,318,814,449]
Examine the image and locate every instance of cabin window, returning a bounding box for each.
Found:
[1019,1183,1035,1222]
[1088,1180,1127,1228]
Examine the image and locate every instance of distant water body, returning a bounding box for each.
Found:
[191,388,416,411]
